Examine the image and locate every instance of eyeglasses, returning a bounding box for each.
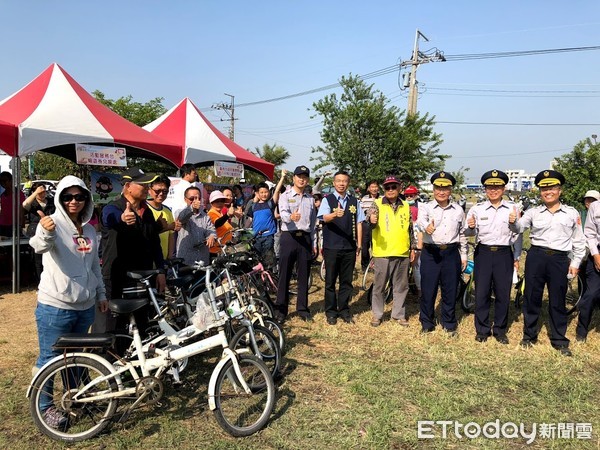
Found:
[384,184,399,191]
[151,188,169,195]
[61,193,88,202]
[186,196,200,201]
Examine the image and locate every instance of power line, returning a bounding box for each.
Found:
[437,121,600,126]
[221,45,600,109]
[443,45,600,61]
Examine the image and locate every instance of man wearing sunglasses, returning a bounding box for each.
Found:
[94,167,167,336]
[148,175,180,260]
[367,175,416,327]
[175,186,216,266]
[417,171,467,337]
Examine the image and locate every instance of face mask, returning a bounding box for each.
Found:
[407,199,415,205]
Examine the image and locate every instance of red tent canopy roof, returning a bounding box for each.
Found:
[0,63,182,165]
[145,98,275,179]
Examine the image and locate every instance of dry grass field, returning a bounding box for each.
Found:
[1,265,600,449]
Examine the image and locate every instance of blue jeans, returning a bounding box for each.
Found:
[35,303,96,411]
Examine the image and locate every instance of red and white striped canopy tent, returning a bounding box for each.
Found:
[0,63,183,293]
[144,97,275,180]
[0,63,181,165]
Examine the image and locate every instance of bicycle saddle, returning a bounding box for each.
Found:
[109,297,149,314]
[53,333,115,349]
[127,269,163,280]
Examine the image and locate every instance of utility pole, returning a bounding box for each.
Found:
[212,93,236,140]
[401,29,445,116]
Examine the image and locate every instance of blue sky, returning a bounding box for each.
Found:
[2,1,599,183]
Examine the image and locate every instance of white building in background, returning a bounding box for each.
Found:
[505,169,536,191]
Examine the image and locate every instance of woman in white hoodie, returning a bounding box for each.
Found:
[29,175,108,428]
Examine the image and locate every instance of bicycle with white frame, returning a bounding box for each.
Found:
[27,257,276,442]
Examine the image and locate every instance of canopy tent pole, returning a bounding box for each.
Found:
[11,156,21,293]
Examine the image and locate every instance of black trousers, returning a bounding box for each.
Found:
[473,245,513,337]
[361,222,372,269]
[523,246,570,347]
[419,245,460,331]
[577,257,600,338]
[323,248,356,319]
[276,231,312,318]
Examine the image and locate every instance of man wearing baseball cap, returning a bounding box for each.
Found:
[509,169,586,356]
[465,169,522,344]
[417,171,467,336]
[367,175,415,327]
[94,166,166,336]
[275,165,317,323]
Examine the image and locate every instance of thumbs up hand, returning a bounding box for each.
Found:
[121,202,136,225]
[291,208,301,222]
[335,201,344,217]
[467,214,476,229]
[37,210,55,232]
[156,211,169,232]
[191,198,201,212]
[509,206,518,224]
[426,218,436,235]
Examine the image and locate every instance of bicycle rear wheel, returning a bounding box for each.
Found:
[461,278,476,314]
[319,259,326,282]
[29,355,119,442]
[212,355,275,437]
[566,274,583,315]
[259,317,286,355]
[229,325,282,378]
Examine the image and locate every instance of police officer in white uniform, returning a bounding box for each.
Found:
[509,170,585,356]
[417,171,467,336]
[465,170,522,344]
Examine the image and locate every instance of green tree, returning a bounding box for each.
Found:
[311,75,447,188]
[254,143,290,173]
[553,137,600,207]
[92,90,175,175]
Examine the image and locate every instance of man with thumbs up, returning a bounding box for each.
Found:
[417,171,467,336]
[317,170,364,325]
[464,170,522,344]
[94,167,166,335]
[509,170,585,356]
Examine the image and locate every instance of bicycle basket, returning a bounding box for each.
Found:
[191,292,218,332]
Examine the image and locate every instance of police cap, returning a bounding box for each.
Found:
[481,169,508,186]
[430,171,456,187]
[534,169,565,187]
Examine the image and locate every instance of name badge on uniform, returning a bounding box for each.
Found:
[480,216,489,221]
[289,199,297,204]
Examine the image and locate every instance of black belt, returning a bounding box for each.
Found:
[531,245,568,256]
[285,230,309,237]
[424,243,458,251]
[478,244,511,252]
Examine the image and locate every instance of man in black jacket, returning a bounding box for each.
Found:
[93,167,166,333]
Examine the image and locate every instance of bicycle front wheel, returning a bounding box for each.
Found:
[212,355,276,437]
[29,355,119,442]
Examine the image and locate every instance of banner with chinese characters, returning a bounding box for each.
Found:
[214,161,244,179]
[76,144,127,167]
